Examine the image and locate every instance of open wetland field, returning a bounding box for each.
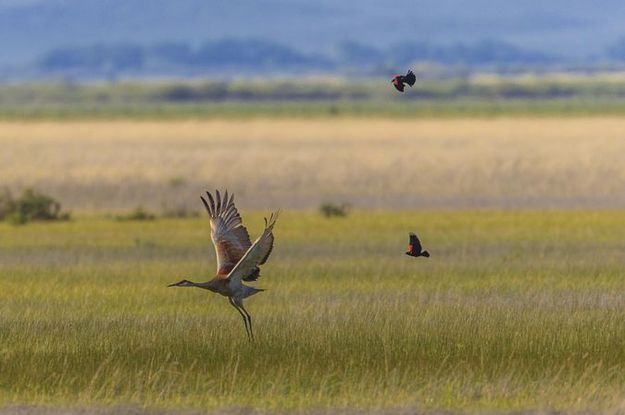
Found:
[2,211,625,413]
[2,116,625,413]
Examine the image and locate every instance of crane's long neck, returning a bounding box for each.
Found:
[168,279,213,290]
[193,281,214,290]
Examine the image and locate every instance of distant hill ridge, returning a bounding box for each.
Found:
[1,0,625,67]
[33,38,559,79]
[0,0,625,80]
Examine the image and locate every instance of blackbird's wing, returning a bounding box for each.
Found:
[404,70,416,86]
[393,78,405,92]
[409,232,423,253]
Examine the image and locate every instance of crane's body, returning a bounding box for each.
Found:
[168,190,279,340]
[171,278,263,299]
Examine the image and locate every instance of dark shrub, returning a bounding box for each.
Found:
[319,202,351,218]
[161,207,199,219]
[2,188,70,224]
[0,188,15,220]
[116,207,156,221]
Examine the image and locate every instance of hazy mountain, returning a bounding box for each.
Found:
[1,0,624,67]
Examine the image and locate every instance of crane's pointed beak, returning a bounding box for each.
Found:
[168,279,195,287]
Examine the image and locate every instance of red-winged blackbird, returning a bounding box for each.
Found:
[392,70,417,92]
[405,232,430,258]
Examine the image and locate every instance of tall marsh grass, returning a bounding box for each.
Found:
[1,211,625,411]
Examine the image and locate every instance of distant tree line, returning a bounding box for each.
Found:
[335,40,555,66]
[39,39,333,75]
[37,38,561,76]
[33,36,625,77]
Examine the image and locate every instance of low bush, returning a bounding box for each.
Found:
[115,207,156,221]
[319,202,351,218]
[0,188,16,220]
[0,188,70,224]
[161,206,199,218]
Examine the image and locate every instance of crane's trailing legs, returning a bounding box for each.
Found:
[229,297,253,340]
[238,300,254,340]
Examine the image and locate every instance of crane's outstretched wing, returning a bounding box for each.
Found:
[408,232,422,253]
[226,211,279,285]
[201,190,252,276]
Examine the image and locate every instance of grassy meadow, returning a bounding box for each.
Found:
[2,107,625,413]
[1,211,625,412]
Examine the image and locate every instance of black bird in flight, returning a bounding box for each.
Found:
[406,232,430,258]
[392,70,416,92]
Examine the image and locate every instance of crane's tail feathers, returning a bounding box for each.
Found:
[243,286,265,299]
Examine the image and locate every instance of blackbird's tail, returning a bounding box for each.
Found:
[421,250,430,258]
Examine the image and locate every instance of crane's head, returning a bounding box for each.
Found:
[168,279,196,287]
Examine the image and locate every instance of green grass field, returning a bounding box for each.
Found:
[8,75,625,119]
[2,211,625,412]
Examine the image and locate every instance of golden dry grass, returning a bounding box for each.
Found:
[2,117,625,211]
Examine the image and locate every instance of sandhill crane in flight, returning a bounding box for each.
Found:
[168,190,279,340]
